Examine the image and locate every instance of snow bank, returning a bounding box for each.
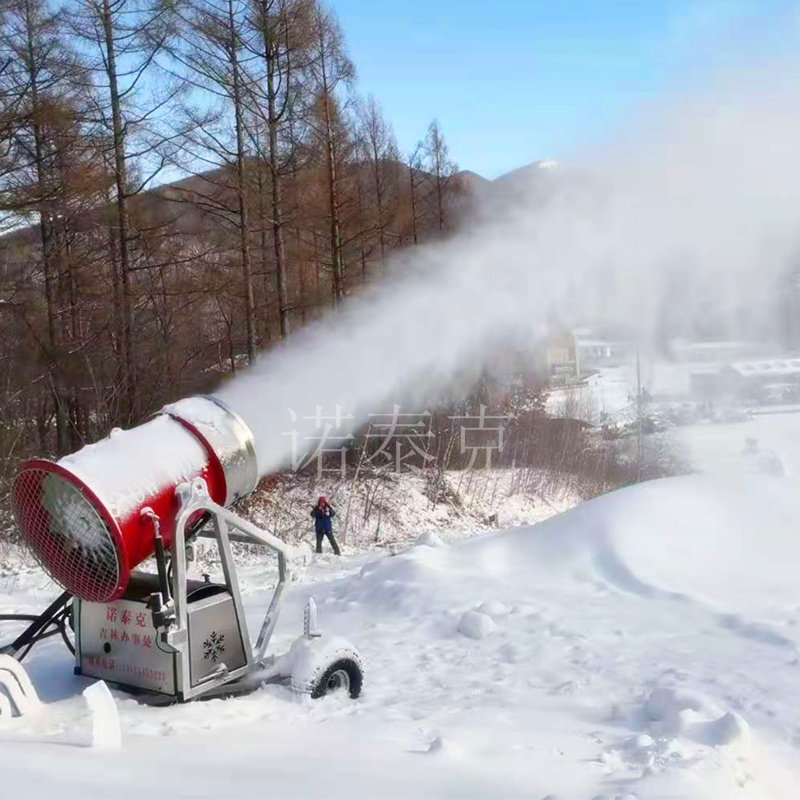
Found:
[305,473,800,797]
[457,610,496,639]
[643,686,750,746]
[320,473,800,624]
[458,474,800,614]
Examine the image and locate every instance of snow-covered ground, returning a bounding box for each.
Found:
[3,405,800,798]
[5,472,800,798]
[678,410,800,477]
[547,367,636,425]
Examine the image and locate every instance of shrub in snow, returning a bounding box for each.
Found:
[458,610,496,639]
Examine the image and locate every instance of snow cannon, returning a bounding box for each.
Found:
[4,395,363,705]
[11,396,259,603]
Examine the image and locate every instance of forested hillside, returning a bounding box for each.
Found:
[0,0,475,488]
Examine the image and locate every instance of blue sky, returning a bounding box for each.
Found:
[333,0,794,178]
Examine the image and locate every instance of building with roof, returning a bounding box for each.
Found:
[689,357,800,404]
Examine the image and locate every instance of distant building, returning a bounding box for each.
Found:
[546,332,580,385]
[670,340,765,364]
[689,357,800,404]
[574,337,637,372]
[546,328,640,385]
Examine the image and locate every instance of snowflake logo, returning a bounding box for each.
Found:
[203,631,225,662]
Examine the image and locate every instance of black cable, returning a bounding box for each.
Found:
[0,591,74,661]
[59,620,76,655]
[3,618,74,661]
[0,614,40,624]
[0,614,40,662]
[53,608,75,655]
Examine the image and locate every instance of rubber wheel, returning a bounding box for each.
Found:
[310,658,363,700]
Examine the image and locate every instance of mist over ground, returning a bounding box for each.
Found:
[219,59,800,477]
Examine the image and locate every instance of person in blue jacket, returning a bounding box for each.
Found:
[311,496,340,555]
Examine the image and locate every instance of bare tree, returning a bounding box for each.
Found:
[166,0,259,363]
[0,0,90,452]
[0,0,486,517]
[407,141,424,245]
[71,0,176,417]
[248,0,312,338]
[304,1,354,307]
[423,118,456,234]
[356,94,398,267]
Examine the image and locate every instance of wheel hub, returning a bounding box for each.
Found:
[326,668,350,694]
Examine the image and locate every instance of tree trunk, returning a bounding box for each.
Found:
[409,162,419,246]
[227,0,257,364]
[296,227,307,324]
[260,10,291,338]
[101,0,136,420]
[435,163,444,233]
[313,229,322,303]
[371,139,385,260]
[23,0,69,453]
[105,188,124,419]
[318,41,344,306]
[324,98,344,305]
[256,163,273,343]
[356,175,367,281]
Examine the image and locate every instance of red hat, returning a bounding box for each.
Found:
[318,496,328,505]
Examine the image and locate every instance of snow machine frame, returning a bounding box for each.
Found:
[156,478,362,703]
[2,476,363,708]
[175,479,290,698]
[71,476,293,703]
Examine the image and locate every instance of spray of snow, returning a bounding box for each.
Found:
[218,56,800,477]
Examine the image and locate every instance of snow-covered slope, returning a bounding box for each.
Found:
[486,474,800,612]
[242,468,581,553]
[4,475,800,798]
[680,412,800,478]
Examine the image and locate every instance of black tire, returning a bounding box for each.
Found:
[310,657,363,700]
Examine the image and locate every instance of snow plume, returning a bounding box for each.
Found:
[219,59,800,477]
